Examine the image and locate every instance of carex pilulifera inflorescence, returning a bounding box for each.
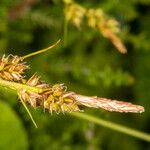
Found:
[0,40,144,127]
[64,0,127,54]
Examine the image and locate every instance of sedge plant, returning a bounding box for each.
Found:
[0,39,149,142]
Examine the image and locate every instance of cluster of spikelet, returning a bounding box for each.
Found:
[0,45,80,114]
[64,0,127,54]
[0,43,144,115]
[19,74,81,113]
[0,54,81,114]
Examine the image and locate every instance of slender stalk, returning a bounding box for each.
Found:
[22,39,61,59]
[71,112,150,142]
[18,94,38,128]
[0,78,42,93]
[63,18,68,47]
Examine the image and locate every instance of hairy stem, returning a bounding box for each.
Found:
[71,112,150,142]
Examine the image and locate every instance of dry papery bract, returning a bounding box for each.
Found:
[64,0,127,54]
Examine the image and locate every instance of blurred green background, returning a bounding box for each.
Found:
[0,0,150,150]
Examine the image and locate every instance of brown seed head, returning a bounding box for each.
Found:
[0,55,29,81]
[72,94,144,113]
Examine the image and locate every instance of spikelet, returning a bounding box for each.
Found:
[98,24,127,54]
[64,1,85,28]
[86,8,127,54]
[0,55,29,81]
[86,8,103,28]
[18,74,48,108]
[18,74,81,113]
[0,40,60,82]
[43,85,81,114]
[64,1,127,53]
[72,94,144,113]
[17,74,144,114]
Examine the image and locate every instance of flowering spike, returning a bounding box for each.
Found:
[99,26,127,54]
[0,55,143,114]
[72,94,144,113]
[0,55,29,81]
[64,1,127,53]
[17,75,144,114]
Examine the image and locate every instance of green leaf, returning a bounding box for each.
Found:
[0,100,28,150]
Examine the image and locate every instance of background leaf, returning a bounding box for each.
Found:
[0,100,28,150]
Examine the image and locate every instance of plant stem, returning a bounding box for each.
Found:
[71,112,150,142]
[22,39,61,59]
[18,93,38,128]
[63,18,68,47]
[0,78,42,93]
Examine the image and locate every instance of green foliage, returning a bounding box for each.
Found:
[0,100,28,150]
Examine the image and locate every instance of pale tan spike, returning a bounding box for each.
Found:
[72,94,144,113]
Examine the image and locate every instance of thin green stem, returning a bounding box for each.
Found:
[63,18,68,47]
[22,39,61,60]
[18,94,38,128]
[71,112,150,142]
[0,78,43,93]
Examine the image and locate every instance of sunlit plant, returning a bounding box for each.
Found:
[0,40,144,129]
